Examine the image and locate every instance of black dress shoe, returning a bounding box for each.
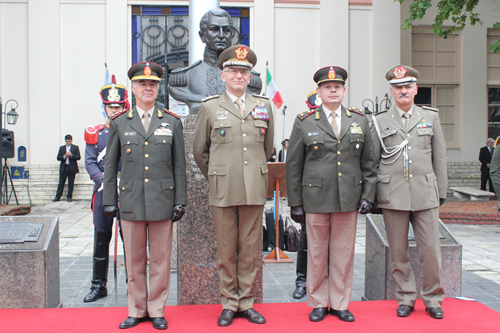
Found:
[83,286,107,302]
[242,308,266,324]
[426,307,444,319]
[292,285,306,299]
[397,305,414,317]
[52,198,60,202]
[309,307,328,322]
[67,198,72,202]
[150,317,168,330]
[218,309,235,327]
[119,317,146,329]
[330,309,355,322]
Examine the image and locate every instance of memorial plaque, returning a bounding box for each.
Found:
[0,222,44,243]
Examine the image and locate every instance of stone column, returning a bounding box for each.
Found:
[189,0,220,65]
[177,115,263,305]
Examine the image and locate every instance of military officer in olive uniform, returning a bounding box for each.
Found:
[83,75,128,303]
[286,67,377,323]
[103,62,187,330]
[193,45,273,327]
[371,65,448,319]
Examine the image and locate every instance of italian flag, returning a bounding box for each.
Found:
[266,67,284,109]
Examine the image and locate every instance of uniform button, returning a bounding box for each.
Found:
[243,147,247,151]
[145,142,149,146]
[313,141,317,144]
[244,161,248,165]
[122,187,125,190]
[127,141,130,144]
[309,184,312,187]
[99,133,102,136]
[95,145,98,148]
[359,180,363,184]
[243,133,247,138]
[163,140,166,143]
[145,154,149,158]
[170,186,173,189]
[338,162,341,166]
[242,120,245,123]
[408,147,412,150]
[407,133,411,137]
[337,151,341,155]
[409,174,413,178]
[338,140,341,144]
[213,171,216,174]
[409,160,413,164]
[145,166,149,171]
[338,173,342,177]
[145,179,149,183]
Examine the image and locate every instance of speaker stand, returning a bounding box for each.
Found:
[1,158,18,205]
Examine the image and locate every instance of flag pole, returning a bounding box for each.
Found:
[265,61,268,97]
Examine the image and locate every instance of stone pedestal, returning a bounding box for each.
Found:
[177,115,263,305]
[364,214,462,301]
[0,216,60,308]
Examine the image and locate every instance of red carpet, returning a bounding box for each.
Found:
[1,298,499,332]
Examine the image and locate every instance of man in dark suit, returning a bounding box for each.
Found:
[103,62,187,330]
[53,134,81,202]
[479,138,495,193]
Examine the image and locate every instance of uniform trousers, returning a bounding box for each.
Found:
[121,219,173,318]
[382,208,444,308]
[212,205,264,312]
[306,211,357,310]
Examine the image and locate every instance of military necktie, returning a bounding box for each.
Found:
[235,98,244,117]
[402,112,410,129]
[143,111,151,132]
[330,112,339,138]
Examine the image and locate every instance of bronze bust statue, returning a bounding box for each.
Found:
[168,8,262,115]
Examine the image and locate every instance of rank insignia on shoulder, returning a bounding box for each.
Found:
[298,111,315,121]
[165,109,180,119]
[422,106,439,112]
[253,94,269,100]
[347,107,364,116]
[84,124,104,144]
[201,95,220,102]
[111,109,129,120]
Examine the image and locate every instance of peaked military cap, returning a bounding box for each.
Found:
[217,44,257,70]
[128,62,163,81]
[313,66,348,85]
[385,65,419,86]
[306,91,321,109]
[100,75,128,107]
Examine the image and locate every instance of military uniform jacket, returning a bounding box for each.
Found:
[85,124,108,189]
[371,106,448,211]
[103,107,187,221]
[193,91,274,207]
[286,105,377,213]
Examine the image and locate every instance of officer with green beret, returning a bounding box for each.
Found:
[193,44,273,327]
[286,67,376,323]
[103,62,187,330]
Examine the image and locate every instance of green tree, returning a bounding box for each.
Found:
[397,0,500,52]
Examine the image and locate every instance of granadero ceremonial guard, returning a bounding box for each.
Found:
[371,65,448,319]
[193,44,273,327]
[83,75,128,302]
[286,67,376,323]
[103,62,187,330]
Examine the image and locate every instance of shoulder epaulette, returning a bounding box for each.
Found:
[84,124,105,144]
[201,95,220,102]
[164,109,180,119]
[111,109,128,120]
[347,107,364,116]
[252,94,269,100]
[168,70,187,87]
[297,109,316,121]
[422,106,439,112]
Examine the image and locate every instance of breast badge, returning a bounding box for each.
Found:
[252,103,270,120]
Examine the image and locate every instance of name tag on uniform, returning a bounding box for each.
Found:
[124,132,136,136]
[308,132,319,136]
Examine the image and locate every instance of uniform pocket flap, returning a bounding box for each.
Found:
[121,135,138,145]
[162,180,175,190]
[120,180,133,191]
[425,173,436,182]
[302,176,322,188]
[350,135,365,143]
[417,128,433,136]
[261,164,268,174]
[254,120,268,129]
[306,135,325,145]
[377,174,391,184]
[354,174,363,186]
[208,165,227,176]
[213,120,232,129]
[381,129,397,139]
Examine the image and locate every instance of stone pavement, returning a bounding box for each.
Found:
[28,199,500,312]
